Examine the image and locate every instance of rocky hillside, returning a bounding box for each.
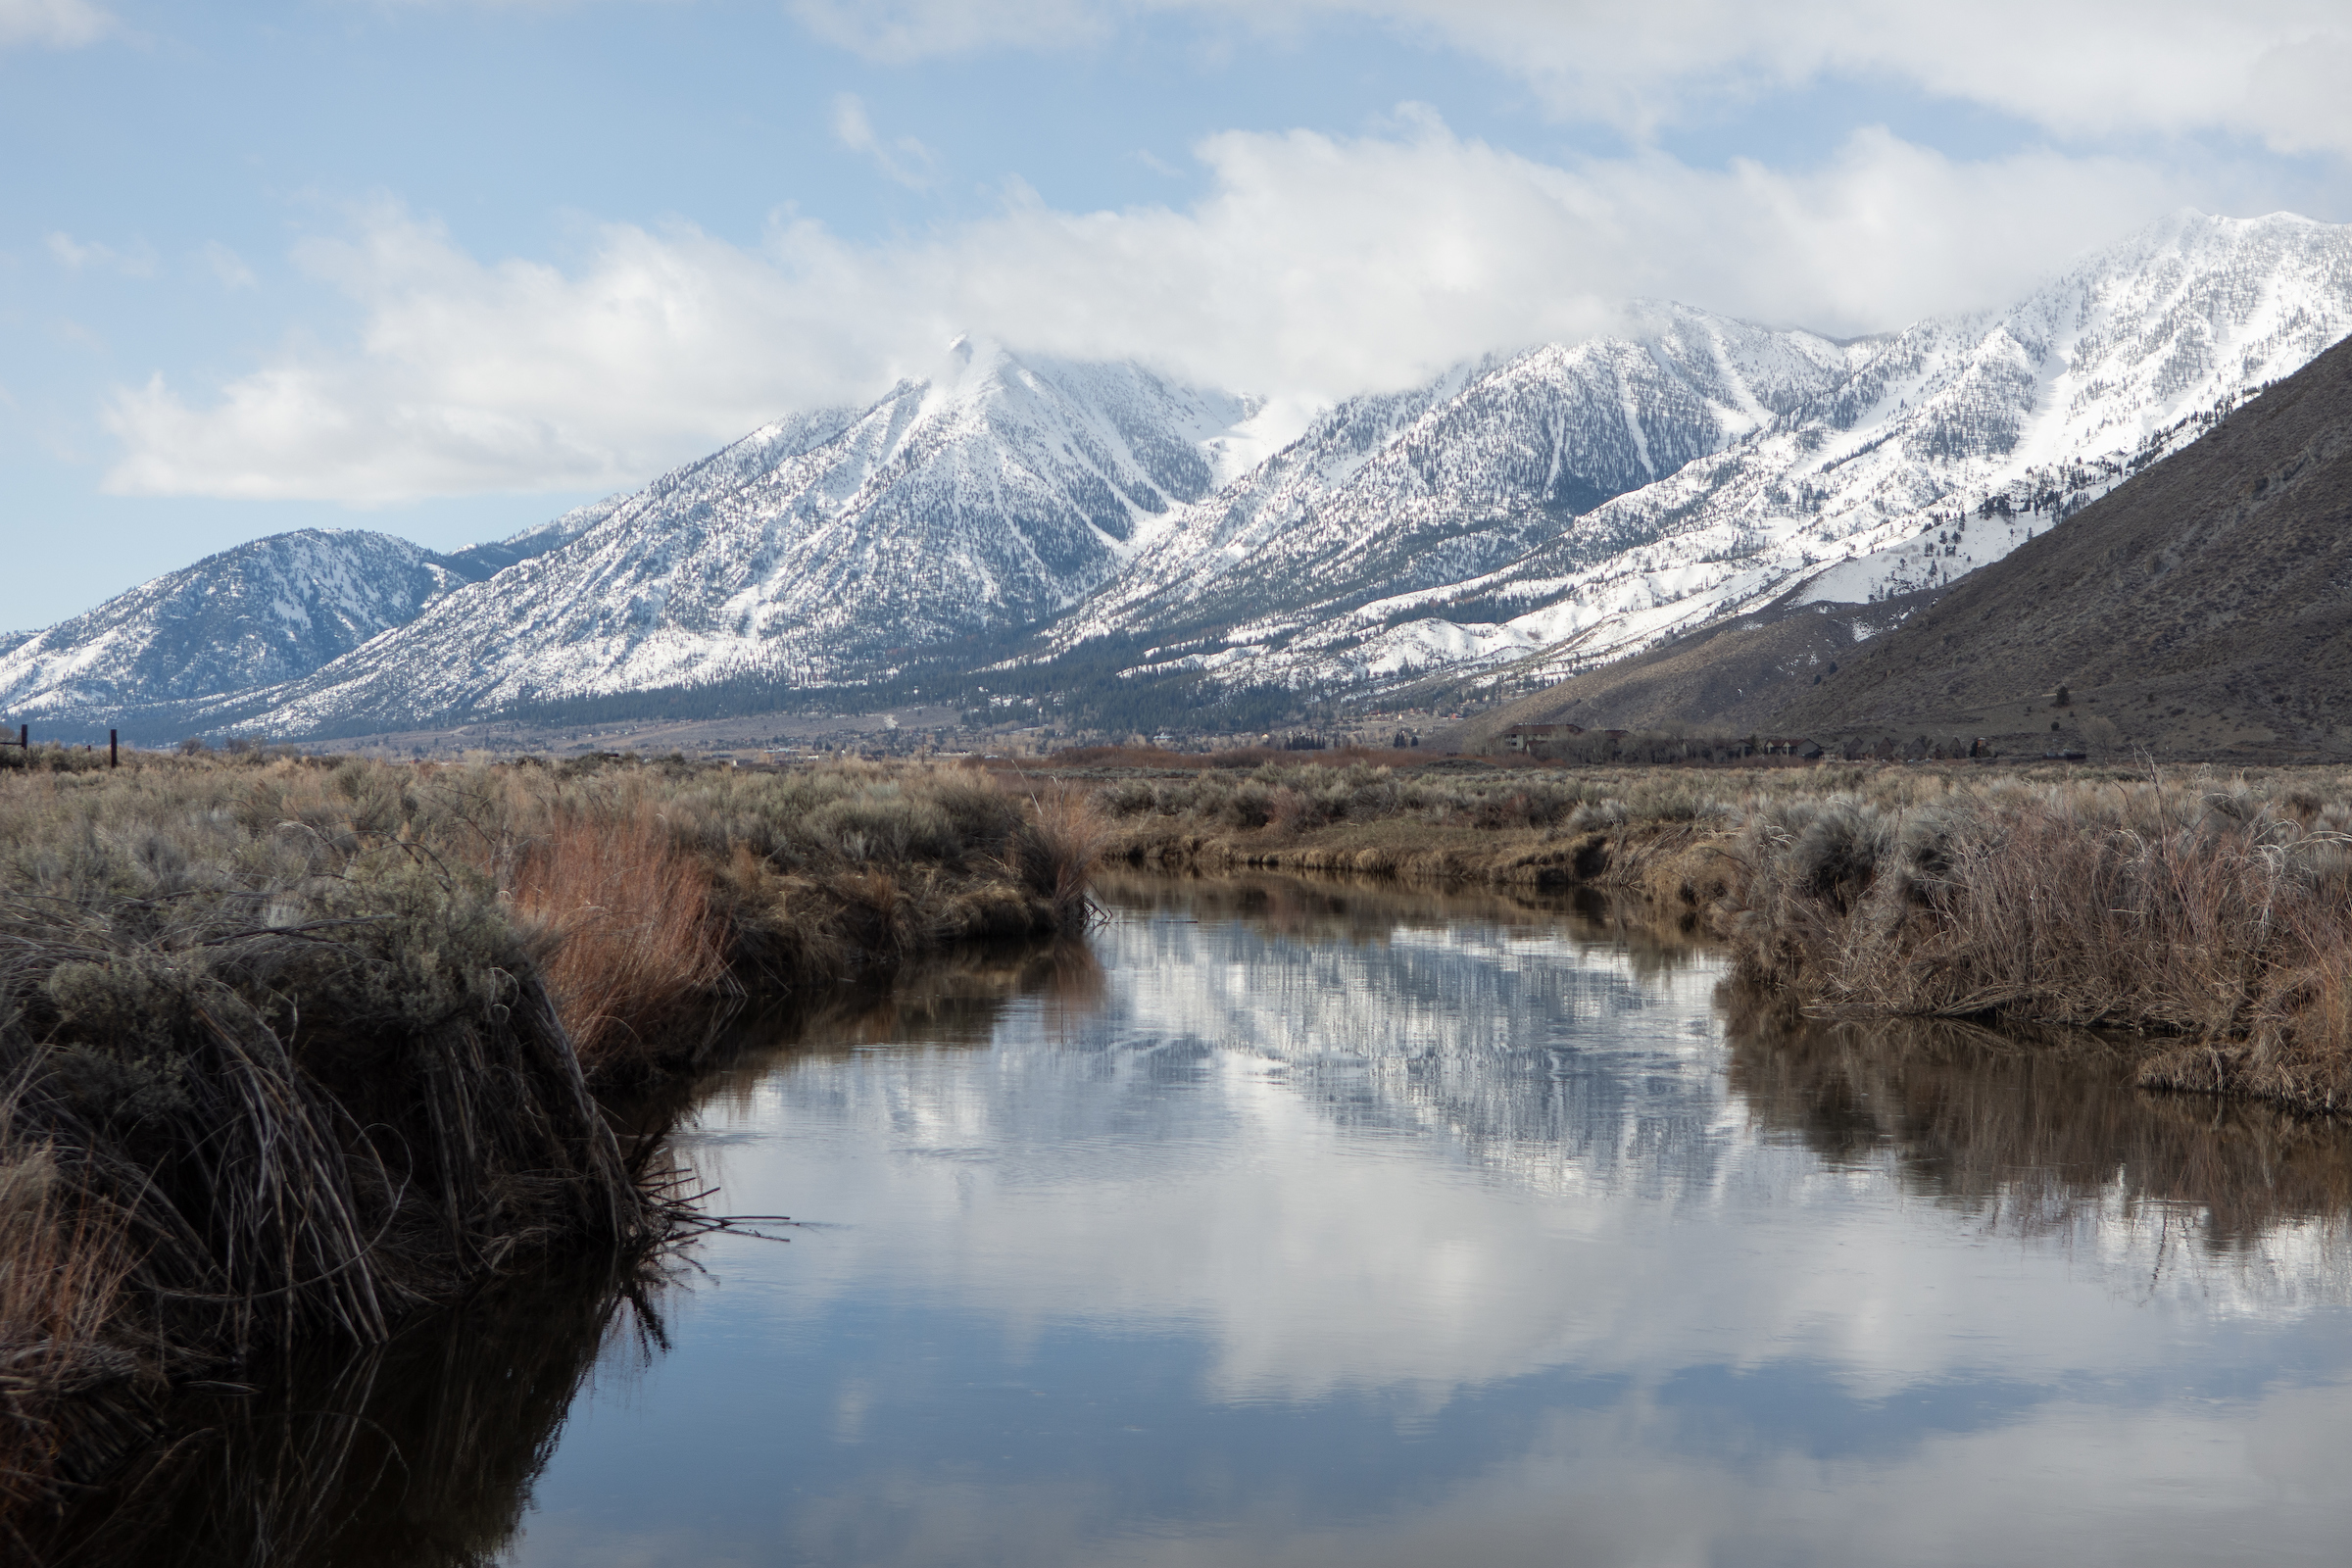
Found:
[1446,590,1943,746]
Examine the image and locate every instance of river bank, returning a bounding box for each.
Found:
[1088,757,2352,1115]
[0,750,1104,1545]
[13,743,2351,1548]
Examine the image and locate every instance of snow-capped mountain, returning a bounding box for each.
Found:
[0,509,622,734]
[17,209,2352,740]
[1058,305,1872,661]
[216,343,1253,734]
[0,530,485,728]
[1136,211,2352,697]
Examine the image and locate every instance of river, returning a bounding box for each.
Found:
[73,870,2352,1565]
[454,870,2352,1566]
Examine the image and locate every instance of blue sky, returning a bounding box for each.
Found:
[7,0,2351,618]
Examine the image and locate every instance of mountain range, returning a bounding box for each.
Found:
[5,209,2350,747]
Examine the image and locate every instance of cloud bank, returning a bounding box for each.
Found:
[793,0,2352,157]
[103,117,2203,503]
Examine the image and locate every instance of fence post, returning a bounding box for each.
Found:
[110,729,119,768]
[15,725,23,751]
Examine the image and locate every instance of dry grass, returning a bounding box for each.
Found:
[1718,769,2352,1111]
[0,749,1102,1528]
[510,805,730,1072]
[1091,759,1748,894]
[0,1143,146,1538]
[1009,778,1113,925]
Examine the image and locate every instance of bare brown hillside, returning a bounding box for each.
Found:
[1773,329,2352,760]
[1448,591,1940,751]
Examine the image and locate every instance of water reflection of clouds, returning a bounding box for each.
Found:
[512,874,2352,1567]
[514,1303,2352,1568]
[684,882,2352,1407]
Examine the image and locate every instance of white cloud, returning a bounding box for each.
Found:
[46,231,156,277]
[0,0,112,47]
[792,0,2352,157]
[789,0,1110,61]
[199,241,258,290]
[829,92,942,190]
[103,119,2206,503]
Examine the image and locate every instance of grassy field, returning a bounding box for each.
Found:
[0,746,1104,1537]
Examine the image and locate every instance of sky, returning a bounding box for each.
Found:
[7,0,2352,619]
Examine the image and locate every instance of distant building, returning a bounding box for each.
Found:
[1496,721,1583,759]
[1761,737,1824,759]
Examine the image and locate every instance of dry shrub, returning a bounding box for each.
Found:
[1721,773,2352,1111]
[510,807,730,1073]
[1020,782,1112,924]
[1264,785,1313,836]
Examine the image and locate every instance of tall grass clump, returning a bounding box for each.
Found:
[0,746,1115,1530]
[0,760,662,1521]
[0,748,1107,1535]
[1721,770,2352,1111]
[509,803,731,1072]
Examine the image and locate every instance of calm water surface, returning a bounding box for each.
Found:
[502,874,2352,1567]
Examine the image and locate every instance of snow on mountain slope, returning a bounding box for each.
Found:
[228,342,1255,732]
[24,211,2349,739]
[1062,304,1866,660]
[1157,212,2352,698]
[0,489,674,732]
[0,530,483,726]
[442,490,643,577]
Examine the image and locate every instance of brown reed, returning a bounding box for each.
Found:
[509,804,731,1074]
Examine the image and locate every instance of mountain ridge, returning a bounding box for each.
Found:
[7,210,2350,747]
[1130,210,2352,702]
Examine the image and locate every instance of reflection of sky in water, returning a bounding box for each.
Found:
[507,879,2352,1567]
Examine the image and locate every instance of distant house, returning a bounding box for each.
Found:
[1761,737,1824,759]
[1497,721,1584,758]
